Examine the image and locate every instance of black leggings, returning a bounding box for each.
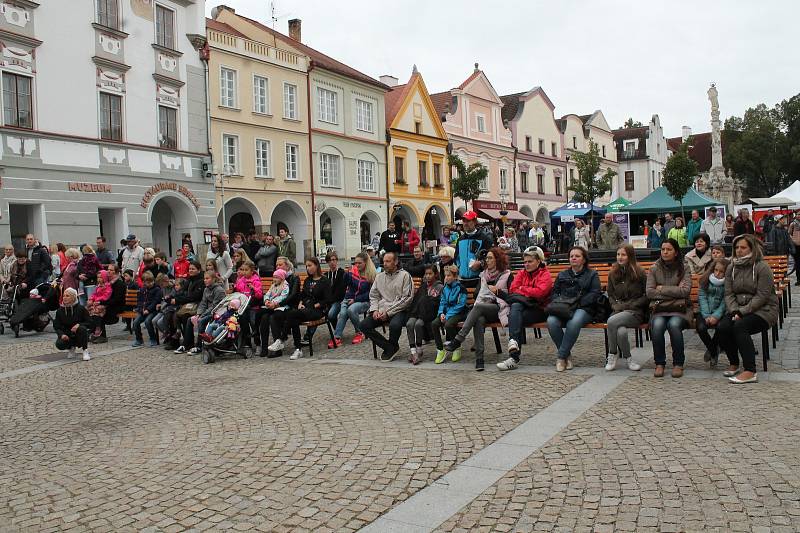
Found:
[56,326,89,350]
[271,308,323,348]
[716,314,768,373]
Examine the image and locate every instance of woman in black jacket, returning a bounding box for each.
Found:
[166,261,203,352]
[55,287,93,360]
[266,257,330,360]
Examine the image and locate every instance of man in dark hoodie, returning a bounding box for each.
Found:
[55,287,93,361]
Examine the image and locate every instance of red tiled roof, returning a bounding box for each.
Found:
[429,91,453,121]
[206,18,247,38]
[667,132,728,173]
[384,80,412,126]
[457,70,482,90]
[231,14,387,90]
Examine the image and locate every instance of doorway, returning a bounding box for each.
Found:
[9,203,47,250]
[150,196,196,258]
[98,208,128,244]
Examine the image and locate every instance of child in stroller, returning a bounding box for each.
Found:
[199,292,250,364]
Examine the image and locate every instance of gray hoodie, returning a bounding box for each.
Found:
[197,280,226,317]
[369,268,413,317]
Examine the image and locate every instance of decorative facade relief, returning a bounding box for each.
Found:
[0,3,30,28]
[156,84,180,106]
[0,42,34,73]
[99,34,121,55]
[161,154,183,171]
[158,52,177,73]
[102,147,128,165]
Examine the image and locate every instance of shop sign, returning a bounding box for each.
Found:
[141,182,200,209]
[473,199,519,211]
[69,182,112,193]
[343,201,362,208]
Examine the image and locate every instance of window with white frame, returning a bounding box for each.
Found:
[155,4,175,49]
[500,168,508,192]
[222,134,238,174]
[357,159,375,192]
[317,87,337,123]
[158,105,177,149]
[255,139,271,178]
[220,68,237,108]
[96,0,119,29]
[253,75,268,114]
[283,83,297,119]
[479,165,488,191]
[285,143,299,180]
[99,92,122,141]
[355,99,373,132]
[319,153,341,188]
[2,72,33,129]
[476,114,486,133]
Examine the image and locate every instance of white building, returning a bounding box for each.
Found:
[612,114,668,202]
[0,0,215,254]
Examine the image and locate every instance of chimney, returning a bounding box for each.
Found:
[211,5,235,19]
[681,125,692,141]
[288,19,301,42]
[380,75,398,87]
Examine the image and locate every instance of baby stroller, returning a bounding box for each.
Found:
[0,284,19,335]
[8,281,61,337]
[201,292,251,364]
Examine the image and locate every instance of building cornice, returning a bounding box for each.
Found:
[0,28,42,48]
[311,128,385,147]
[389,129,448,147]
[448,134,514,155]
[153,73,185,88]
[92,55,131,72]
[91,22,128,40]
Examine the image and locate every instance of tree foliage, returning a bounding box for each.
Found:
[569,140,615,227]
[724,94,800,197]
[623,118,643,128]
[449,154,487,210]
[663,139,699,220]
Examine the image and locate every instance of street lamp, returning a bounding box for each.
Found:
[213,164,233,235]
[499,192,509,234]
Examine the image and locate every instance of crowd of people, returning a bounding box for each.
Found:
[0,204,792,383]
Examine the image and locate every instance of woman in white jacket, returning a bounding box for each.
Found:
[206,234,233,290]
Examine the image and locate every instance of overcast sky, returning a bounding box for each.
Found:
[205,0,799,138]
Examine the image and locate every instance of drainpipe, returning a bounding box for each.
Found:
[447,142,454,224]
[512,145,518,206]
[306,61,317,258]
[201,43,214,230]
[385,129,392,228]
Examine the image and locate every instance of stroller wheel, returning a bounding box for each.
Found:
[202,349,213,364]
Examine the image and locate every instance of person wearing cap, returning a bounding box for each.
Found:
[378,222,401,255]
[120,234,144,275]
[54,287,92,361]
[700,206,725,244]
[454,211,493,288]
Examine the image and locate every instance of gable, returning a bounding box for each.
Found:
[587,110,611,132]
[461,72,501,105]
[390,74,447,139]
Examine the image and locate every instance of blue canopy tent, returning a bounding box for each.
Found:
[550,201,606,226]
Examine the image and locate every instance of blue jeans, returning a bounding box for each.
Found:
[334,301,369,338]
[650,315,688,366]
[206,321,227,339]
[133,313,156,342]
[546,309,592,360]
[196,315,212,343]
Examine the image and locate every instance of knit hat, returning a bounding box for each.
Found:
[273,269,287,281]
[63,287,78,302]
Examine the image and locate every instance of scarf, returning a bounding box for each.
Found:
[732,253,752,267]
[709,273,725,286]
[696,248,707,258]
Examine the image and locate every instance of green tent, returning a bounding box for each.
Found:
[626,186,721,214]
[604,197,631,212]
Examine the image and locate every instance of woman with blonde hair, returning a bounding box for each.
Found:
[331,252,377,345]
[61,247,82,294]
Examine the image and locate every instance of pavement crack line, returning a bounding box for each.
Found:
[0,344,137,380]
[358,373,628,533]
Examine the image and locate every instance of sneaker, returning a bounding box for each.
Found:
[508,339,520,356]
[67,347,76,359]
[173,345,186,354]
[627,358,642,371]
[351,332,366,345]
[82,349,91,361]
[435,349,447,364]
[604,353,618,371]
[556,359,567,372]
[565,358,573,370]
[380,345,399,362]
[475,358,484,372]
[328,338,343,349]
[268,339,285,352]
[289,349,302,360]
[148,339,158,347]
[497,357,519,371]
[451,349,462,363]
[408,347,417,363]
[188,347,201,354]
[132,340,143,347]
[443,338,462,352]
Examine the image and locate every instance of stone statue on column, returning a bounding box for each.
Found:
[705,84,740,210]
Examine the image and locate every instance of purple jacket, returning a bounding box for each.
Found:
[343,269,372,303]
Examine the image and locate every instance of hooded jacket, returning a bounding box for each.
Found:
[326,267,347,304]
[509,265,553,306]
[234,272,264,307]
[26,243,52,285]
[454,229,493,280]
[724,234,779,326]
[438,280,468,319]
[54,300,92,336]
[197,280,226,317]
[699,280,726,320]
[408,279,443,322]
[343,267,372,303]
[607,266,648,323]
[369,268,413,317]
[686,217,704,244]
[646,258,692,322]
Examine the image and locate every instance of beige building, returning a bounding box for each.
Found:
[207,8,313,257]
[559,111,618,205]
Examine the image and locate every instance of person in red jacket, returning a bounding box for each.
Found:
[401,221,421,254]
[499,246,553,371]
[173,248,190,279]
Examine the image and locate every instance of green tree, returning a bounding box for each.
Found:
[449,154,487,211]
[662,139,698,220]
[570,140,615,230]
[777,93,800,179]
[623,118,643,128]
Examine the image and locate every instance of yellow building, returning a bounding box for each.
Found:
[207,10,313,256]
[384,69,450,242]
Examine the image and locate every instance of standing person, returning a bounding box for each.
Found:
[734,209,755,236]
[359,252,413,361]
[663,213,675,235]
[24,234,52,287]
[182,234,195,256]
[648,219,665,249]
[516,223,529,250]
[60,248,82,295]
[131,271,162,347]
[700,206,725,244]
[668,216,688,247]
[605,245,647,371]
[642,220,650,237]
[7,252,29,299]
[405,264,443,365]
[546,246,601,372]
[572,219,591,249]
[596,213,624,250]
[686,210,704,244]
[716,234,779,384]
[331,252,377,347]
[120,235,145,275]
[439,227,452,248]
[266,258,330,360]
[724,213,736,243]
[173,248,190,279]
[685,234,712,274]
[767,217,795,257]
[0,244,16,286]
[646,239,692,378]
[499,246,552,371]
[181,242,196,262]
[444,247,512,371]
[206,234,233,291]
[276,227,297,266]
[453,211,493,288]
[499,227,520,253]
[54,288,92,361]
[246,231,261,261]
[95,236,116,267]
[789,209,800,285]
[401,221,420,254]
[55,243,68,277]
[379,222,402,255]
[49,244,62,280]
[230,232,246,253]
[758,209,776,237]
[370,232,381,251]
[696,258,729,368]
[431,265,468,364]
[254,234,278,277]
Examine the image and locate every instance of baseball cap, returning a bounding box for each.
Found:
[461,211,478,221]
[523,246,545,261]
[126,234,136,241]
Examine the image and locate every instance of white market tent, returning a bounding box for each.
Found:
[770,180,800,203]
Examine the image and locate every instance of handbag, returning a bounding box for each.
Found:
[176,302,198,318]
[649,298,686,314]
[594,293,612,323]
[545,294,580,320]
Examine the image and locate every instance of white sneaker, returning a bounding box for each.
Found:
[189,347,201,354]
[289,348,302,360]
[497,357,519,371]
[67,347,76,359]
[410,347,417,356]
[605,353,618,371]
[556,359,567,372]
[268,339,285,352]
[82,349,91,361]
[627,358,642,371]
[173,345,186,354]
[508,339,519,354]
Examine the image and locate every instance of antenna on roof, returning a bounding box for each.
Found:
[270,1,290,30]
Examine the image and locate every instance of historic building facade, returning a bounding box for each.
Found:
[559,110,617,206]
[430,65,515,219]
[612,114,668,203]
[384,69,450,241]
[207,8,312,259]
[0,0,215,254]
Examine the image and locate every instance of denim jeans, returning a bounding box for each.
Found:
[334,301,369,338]
[195,315,212,343]
[133,313,156,342]
[650,315,688,367]
[547,309,593,360]
[206,321,228,339]
[508,302,546,346]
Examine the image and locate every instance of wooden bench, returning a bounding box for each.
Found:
[117,289,139,320]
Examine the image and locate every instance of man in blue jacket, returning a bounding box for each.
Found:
[453,211,493,288]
